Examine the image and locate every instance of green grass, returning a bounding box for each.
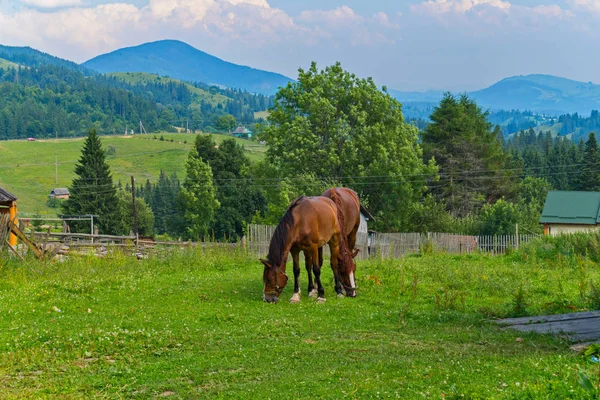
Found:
[107,72,230,107]
[0,250,599,398]
[0,58,19,70]
[0,133,265,214]
[253,110,269,120]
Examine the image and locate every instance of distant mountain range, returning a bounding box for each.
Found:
[391,74,600,115]
[4,39,600,115]
[83,40,291,95]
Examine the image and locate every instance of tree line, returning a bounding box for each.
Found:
[60,63,600,239]
[0,63,273,140]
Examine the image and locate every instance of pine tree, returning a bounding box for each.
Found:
[577,132,600,191]
[61,129,120,234]
[421,93,511,217]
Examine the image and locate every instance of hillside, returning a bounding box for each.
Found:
[393,74,600,115]
[0,133,265,214]
[107,72,230,107]
[84,40,292,95]
[0,44,87,73]
[0,58,19,70]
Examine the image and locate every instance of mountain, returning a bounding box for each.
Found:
[393,74,600,115]
[83,40,292,95]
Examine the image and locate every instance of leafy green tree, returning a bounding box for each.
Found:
[191,134,266,240]
[261,62,434,231]
[479,199,519,235]
[422,93,512,218]
[113,190,155,236]
[61,129,120,234]
[215,114,236,132]
[179,148,219,240]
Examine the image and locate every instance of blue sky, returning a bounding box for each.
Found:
[0,0,598,91]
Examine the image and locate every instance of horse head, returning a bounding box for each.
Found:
[260,258,289,303]
[337,252,357,297]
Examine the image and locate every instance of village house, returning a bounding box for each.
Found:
[540,191,600,235]
[49,188,70,200]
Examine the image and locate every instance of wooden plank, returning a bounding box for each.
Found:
[495,311,600,326]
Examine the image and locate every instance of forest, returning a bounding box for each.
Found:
[0,55,272,140]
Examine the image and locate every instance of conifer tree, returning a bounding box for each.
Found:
[61,129,119,234]
[577,132,600,191]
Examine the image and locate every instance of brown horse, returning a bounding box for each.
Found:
[319,187,361,297]
[261,196,356,303]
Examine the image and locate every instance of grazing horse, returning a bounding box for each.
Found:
[261,196,356,304]
[319,187,361,297]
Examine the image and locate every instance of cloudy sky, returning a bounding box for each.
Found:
[0,0,597,91]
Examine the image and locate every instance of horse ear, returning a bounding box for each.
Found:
[259,258,271,268]
[351,249,360,258]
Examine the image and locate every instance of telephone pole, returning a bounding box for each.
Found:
[131,176,139,245]
[55,131,58,184]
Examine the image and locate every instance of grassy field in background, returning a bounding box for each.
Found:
[107,72,231,107]
[0,58,19,70]
[0,133,265,214]
[0,250,599,398]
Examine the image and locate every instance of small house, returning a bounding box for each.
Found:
[0,186,18,246]
[49,188,70,200]
[232,126,252,139]
[358,205,375,234]
[540,191,600,235]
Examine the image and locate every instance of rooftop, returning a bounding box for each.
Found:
[0,186,18,203]
[540,191,600,225]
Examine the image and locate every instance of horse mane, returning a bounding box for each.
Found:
[328,188,355,272]
[267,196,306,269]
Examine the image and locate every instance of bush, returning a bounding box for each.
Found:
[519,232,600,263]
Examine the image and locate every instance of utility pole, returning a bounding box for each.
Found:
[54,131,58,184]
[131,176,139,246]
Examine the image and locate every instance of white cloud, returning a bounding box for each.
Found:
[20,0,83,8]
[568,0,600,13]
[411,0,511,15]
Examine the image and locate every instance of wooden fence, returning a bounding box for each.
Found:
[0,214,10,251]
[247,224,540,260]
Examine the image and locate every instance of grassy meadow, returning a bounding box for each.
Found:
[0,133,265,214]
[107,73,231,107]
[1,248,600,398]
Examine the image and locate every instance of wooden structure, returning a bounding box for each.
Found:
[247,224,540,261]
[49,188,70,199]
[540,191,600,235]
[495,311,600,346]
[0,186,18,246]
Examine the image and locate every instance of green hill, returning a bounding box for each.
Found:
[107,72,230,107]
[0,58,19,70]
[0,133,265,214]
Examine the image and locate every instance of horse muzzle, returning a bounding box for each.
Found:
[263,293,280,303]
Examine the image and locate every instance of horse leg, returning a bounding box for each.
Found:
[311,246,326,303]
[329,234,344,298]
[289,249,301,303]
[305,251,317,298]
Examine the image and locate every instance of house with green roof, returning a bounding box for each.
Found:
[540,191,600,235]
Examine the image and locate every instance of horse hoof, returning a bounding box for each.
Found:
[289,293,301,303]
[337,293,345,299]
[317,297,326,304]
[309,290,318,298]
